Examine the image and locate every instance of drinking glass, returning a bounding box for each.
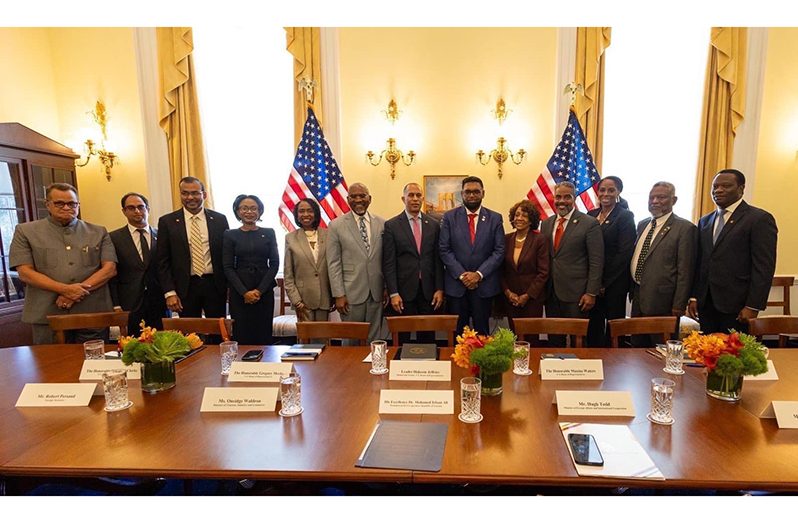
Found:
[220,341,238,375]
[458,377,483,423]
[663,339,684,375]
[513,341,532,375]
[369,340,388,375]
[279,374,303,417]
[83,339,106,360]
[647,377,675,425]
[102,370,133,412]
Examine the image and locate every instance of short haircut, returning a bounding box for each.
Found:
[554,181,576,194]
[461,176,484,189]
[403,182,422,195]
[46,183,78,199]
[717,168,746,186]
[179,176,205,191]
[651,181,676,197]
[120,192,150,209]
[293,198,321,229]
[599,176,624,193]
[348,182,370,194]
[508,200,541,230]
[232,194,264,221]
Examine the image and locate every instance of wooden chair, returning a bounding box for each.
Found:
[296,321,370,345]
[386,315,458,346]
[512,318,589,348]
[608,317,680,348]
[768,276,795,315]
[47,311,129,344]
[748,315,798,348]
[161,317,234,341]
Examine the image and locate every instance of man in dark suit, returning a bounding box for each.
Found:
[630,182,696,346]
[110,192,166,336]
[439,176,504,335]
[688,169,777,334]
[541,181,604,346]
[156,176,230,319]
[383,182,445,343]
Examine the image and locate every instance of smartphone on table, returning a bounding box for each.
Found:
[567,433,604,466]
[241,349,264,362]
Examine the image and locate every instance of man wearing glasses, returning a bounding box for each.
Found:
[9,183,117,344]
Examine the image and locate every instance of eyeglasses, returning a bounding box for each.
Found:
[49,201,80,209]
[463,190,483,196]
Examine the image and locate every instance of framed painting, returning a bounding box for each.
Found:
[422,175,465,221]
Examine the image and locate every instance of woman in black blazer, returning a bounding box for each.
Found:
[587,176,635,347]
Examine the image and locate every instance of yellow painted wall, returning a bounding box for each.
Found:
[754,28,798,277]
[337,28,558,222]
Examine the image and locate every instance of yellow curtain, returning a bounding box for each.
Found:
[574,27,611,173]
[156,27,212,209]
[693,27,747,220]
[286,27,323,148]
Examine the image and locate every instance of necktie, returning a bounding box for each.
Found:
[553,217,566,252]
[634,218,657,283]
[713,209,726,244]
[189,216,205,276]
[411,216,422,253]
[468,213,477,245]
[137,228,150,264]
[359,215,370,252]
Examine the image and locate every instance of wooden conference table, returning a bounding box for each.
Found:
[1,344,797,491]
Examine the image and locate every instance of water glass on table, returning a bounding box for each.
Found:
[663,339,684,375]
[458,377,483,423]
[102,370,133,412]
[220,341,238,375]
[647,377,675,425]
[279,374,303,417]
[369,340,388,375]
[84,339,106,360]
[513,341,532,375]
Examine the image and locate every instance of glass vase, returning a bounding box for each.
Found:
[141,360,176,394]
[480,371,503,396]
[705,369,743,402]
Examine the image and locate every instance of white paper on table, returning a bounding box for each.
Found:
[745,360,778,381]
[559,422,665,480]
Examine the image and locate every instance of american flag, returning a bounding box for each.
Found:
[527,110,600,219]
[278,108,350,232]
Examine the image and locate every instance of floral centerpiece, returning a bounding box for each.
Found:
[452,326,523,396]
[119,322,203,393]
[682,330,768,402]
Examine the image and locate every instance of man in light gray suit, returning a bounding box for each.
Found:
[327,183,385,343]
[630,182,696,346]
[541,182,604,346]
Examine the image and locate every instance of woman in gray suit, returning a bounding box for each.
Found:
[283,198,332,321]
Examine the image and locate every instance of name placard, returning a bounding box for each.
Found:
[79,360,141,381]
[378,390,454,415]
[773,401,798,429]
[389,361,451,382]
[200,387,279,412]
[540,359,604,380]
[16,383,97,407]
[555,390,635,417]
[226,362,293,382]
[745,360,778,381]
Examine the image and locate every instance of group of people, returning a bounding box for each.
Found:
[9,169,778,347]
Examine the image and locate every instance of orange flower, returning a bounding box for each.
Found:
[451,326,493,369]
[185,333,203,349]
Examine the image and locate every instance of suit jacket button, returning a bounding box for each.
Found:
[314,273,318,277]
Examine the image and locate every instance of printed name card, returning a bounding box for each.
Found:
[389,361,451,382]
[745,360,779,381]
[540,359,604,380]
[772,401,798,429]
[16,383,97,407]
[226,362,293,382]
[555,390,635,417]
[200,387,279,412]
[79,360,141,381]
[378,390,454,415]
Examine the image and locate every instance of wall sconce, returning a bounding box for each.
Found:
[475,98,526,179]
[76,100,118,181]
[366,99,416,180]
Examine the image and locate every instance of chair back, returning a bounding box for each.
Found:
[386,315,458,346]
[47,311,130,344]
[608,317,679,348]
[512,318,589,348]
[161,317,234,341]
[748,315,798,348]
[768,276,795,315]
[296,321,370,345]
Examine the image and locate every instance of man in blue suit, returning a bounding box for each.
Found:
[439,176,505,334]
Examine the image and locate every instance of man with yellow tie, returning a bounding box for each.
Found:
[156,177,230,319]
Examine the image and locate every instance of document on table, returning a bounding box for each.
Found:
[355,420,448,472]
[559,422,665,480]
